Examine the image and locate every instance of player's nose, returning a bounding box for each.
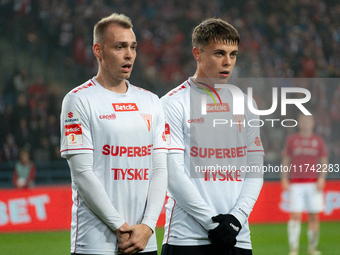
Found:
[125,48,135,60]
[223,56,231,66]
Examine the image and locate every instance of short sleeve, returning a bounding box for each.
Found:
[246,97,265,156]
[284,136,293,157]
[60,93,94,158]
[161,97,185,154]
[152,97,168,154]
[318,136,328,157]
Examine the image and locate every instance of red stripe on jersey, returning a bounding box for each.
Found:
[60,148,94,153]
[186,80,191,87]
[247,150,264,153]
[154,147,168,150]
[74,191,80,253]
[90,79,96,86]
[166,200,176,244]
[168,148,185,151]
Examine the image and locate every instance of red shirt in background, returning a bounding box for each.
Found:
[284,133,327,183]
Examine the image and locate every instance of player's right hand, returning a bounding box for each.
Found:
[208,214,241,252]
[116,222,130,244]
[118,223,153,254]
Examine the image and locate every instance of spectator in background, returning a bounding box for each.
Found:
[10,93,31,129]
[28,75,47,102]
[13,147,36,189]
[12,67,30,94]
[14,117,31,148]
[1,134,19,162]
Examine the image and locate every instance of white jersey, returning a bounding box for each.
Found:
[161,78,264,249]
[60,77,167,254]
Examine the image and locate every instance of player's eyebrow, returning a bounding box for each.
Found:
[213,49,227,54]
[114,41,137,46]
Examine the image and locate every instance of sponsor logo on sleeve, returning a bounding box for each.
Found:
[64,111,80,123]
[112,103,139,112]
[255,136,261,146]
[65,124,83,145]
[141,114,152,131]
[165,123,171,145]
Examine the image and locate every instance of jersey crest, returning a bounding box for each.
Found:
[255,136,261,146]
[233,114,245,132]
[141,114,152,131]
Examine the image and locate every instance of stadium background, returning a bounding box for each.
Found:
[0,0,340,254]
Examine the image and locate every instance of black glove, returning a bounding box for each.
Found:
[208,214,242,252]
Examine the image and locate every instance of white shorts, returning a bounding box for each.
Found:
[289,182,324,213]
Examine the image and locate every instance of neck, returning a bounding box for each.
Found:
[192,74,224,92]
[95,73,128,94]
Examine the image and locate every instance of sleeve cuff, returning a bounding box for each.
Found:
[113,219,126,231]
[229,208,248,227]
[204,218,219,231]
[141,218,156,233]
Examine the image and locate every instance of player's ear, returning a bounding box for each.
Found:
[193,47,201,62]
[93,43,102,59]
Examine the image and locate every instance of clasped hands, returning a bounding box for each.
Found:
[208,214,242,254]
[115,222,153,254]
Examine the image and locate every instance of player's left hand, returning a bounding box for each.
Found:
[118,223,153,254]
[208,214,242,251]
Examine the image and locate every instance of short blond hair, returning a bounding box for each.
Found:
[93,13,133,45]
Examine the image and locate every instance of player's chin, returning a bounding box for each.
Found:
[122,72,132,79]
[211,76,228,84]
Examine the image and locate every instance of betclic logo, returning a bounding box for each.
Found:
[65,124,82,136]
[112,103,139,112]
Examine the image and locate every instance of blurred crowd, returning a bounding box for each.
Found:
[0,68,63,163]
[0,0,340,167]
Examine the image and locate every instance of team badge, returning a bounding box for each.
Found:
[233,115,245,132]
[255,136,261,146]
[141,114,152,131]
[164,123,171,145]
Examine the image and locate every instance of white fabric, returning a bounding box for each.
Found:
[167,153,219,231]
[67,153,125,230]
[288,220,301,251]
[60,77,167,254]
[229,155,264,225]
[67,152,167,234]
[161,78,264,249]
[142,152,168,233]
[289,183,324,213]
[308,229,319,251]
